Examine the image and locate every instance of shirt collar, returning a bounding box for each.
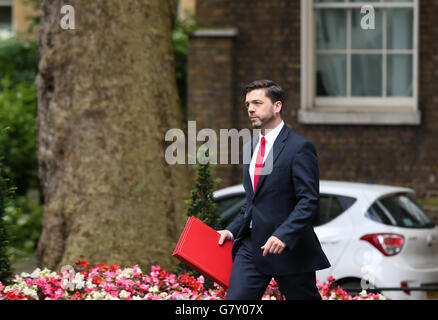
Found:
[260,120,284,145]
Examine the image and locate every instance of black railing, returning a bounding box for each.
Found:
[345,286,438,292]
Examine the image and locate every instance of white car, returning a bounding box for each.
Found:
[213,180,438,300]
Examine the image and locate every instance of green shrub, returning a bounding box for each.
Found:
[3,194,42,264]
[0,39,41,269]
[0,39,38,88]
[185,163,222,230]
[0,155,13,284]
[0,79,39,195]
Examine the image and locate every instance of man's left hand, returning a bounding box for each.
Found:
[261,236,286,256]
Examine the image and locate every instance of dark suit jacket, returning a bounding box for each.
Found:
[226,124,331,276]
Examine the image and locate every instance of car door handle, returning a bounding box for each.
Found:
[320,239,341,245]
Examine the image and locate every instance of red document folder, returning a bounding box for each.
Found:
[173,216,233,288]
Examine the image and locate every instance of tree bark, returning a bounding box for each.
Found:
[36,0,189,271]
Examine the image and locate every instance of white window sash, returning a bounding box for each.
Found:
[301,0,419,120]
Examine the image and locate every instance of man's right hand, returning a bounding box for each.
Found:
[218,230,233,245]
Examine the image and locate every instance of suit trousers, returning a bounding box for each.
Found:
[227,235,322,300]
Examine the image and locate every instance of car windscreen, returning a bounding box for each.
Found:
[215,193,246,228]
[366,193,435,228]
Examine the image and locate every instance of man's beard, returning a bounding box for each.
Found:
[251,113,275,129]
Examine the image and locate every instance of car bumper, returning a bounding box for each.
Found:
[373,263,438,300]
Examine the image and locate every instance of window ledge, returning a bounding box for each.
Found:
[298,109,421,126]
[191,28,238,38]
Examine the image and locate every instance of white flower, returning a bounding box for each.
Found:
[148,285,159,294]
[116,268,134,279]
[85,279,97,289]
[61,278,74,291]
[30,268,42,279]
[119,290,130,299]
[159,292,168,299]
[329,292,337,300]
[22,287,37,299]
[91,291,103,300]
[73,273,85,290]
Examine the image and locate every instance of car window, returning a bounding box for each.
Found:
[336,195,357,211]
[216,194,245,215]
[370,193,434,228]
[365,203,393,225]
[313,194,347,226]
[215,194,246,228]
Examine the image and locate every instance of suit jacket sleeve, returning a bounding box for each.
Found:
[272,141,319,250]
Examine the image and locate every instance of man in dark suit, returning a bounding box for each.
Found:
[218,80,330,300]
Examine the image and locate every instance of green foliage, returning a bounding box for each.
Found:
[172,8,197,121]
[0,38,39,195]
[0,38,41,269]
[3,194,42,264]
[185,163,222,230]
[0,79,39,195]
[0,151,13,284]
[0,39,39,88]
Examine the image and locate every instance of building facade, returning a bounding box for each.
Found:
[0,0,38,39]
[186,0,438,210]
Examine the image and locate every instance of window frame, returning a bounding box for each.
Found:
[300,0,421,125]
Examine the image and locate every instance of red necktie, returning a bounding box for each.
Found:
[253,136,266,193]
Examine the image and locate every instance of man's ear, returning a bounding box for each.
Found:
[274,101,282,114]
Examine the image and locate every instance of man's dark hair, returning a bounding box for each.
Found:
[243,80,285,112]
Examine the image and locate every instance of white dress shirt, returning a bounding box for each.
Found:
[249,120,284,189]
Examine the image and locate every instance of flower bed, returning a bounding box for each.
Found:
[0,261,389,300]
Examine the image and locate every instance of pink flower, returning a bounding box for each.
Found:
[151,265,161,272]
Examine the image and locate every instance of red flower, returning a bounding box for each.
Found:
[6,289,25,300]
[92,277,102,285]
[75,260,89,268]
[110,264,120,272]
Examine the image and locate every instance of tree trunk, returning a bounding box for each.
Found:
[36,0,189,271]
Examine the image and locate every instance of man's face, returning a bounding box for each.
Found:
[245,89,281,129]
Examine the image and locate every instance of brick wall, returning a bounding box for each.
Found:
[188,0,438,202]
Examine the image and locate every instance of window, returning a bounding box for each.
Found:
[365,193,434,228]
[313,194,355,226]
[300,0,420,125]
[0,0,13,38]
[215,193,246,228]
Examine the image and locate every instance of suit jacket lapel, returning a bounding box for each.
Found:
[243,134,259,197]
